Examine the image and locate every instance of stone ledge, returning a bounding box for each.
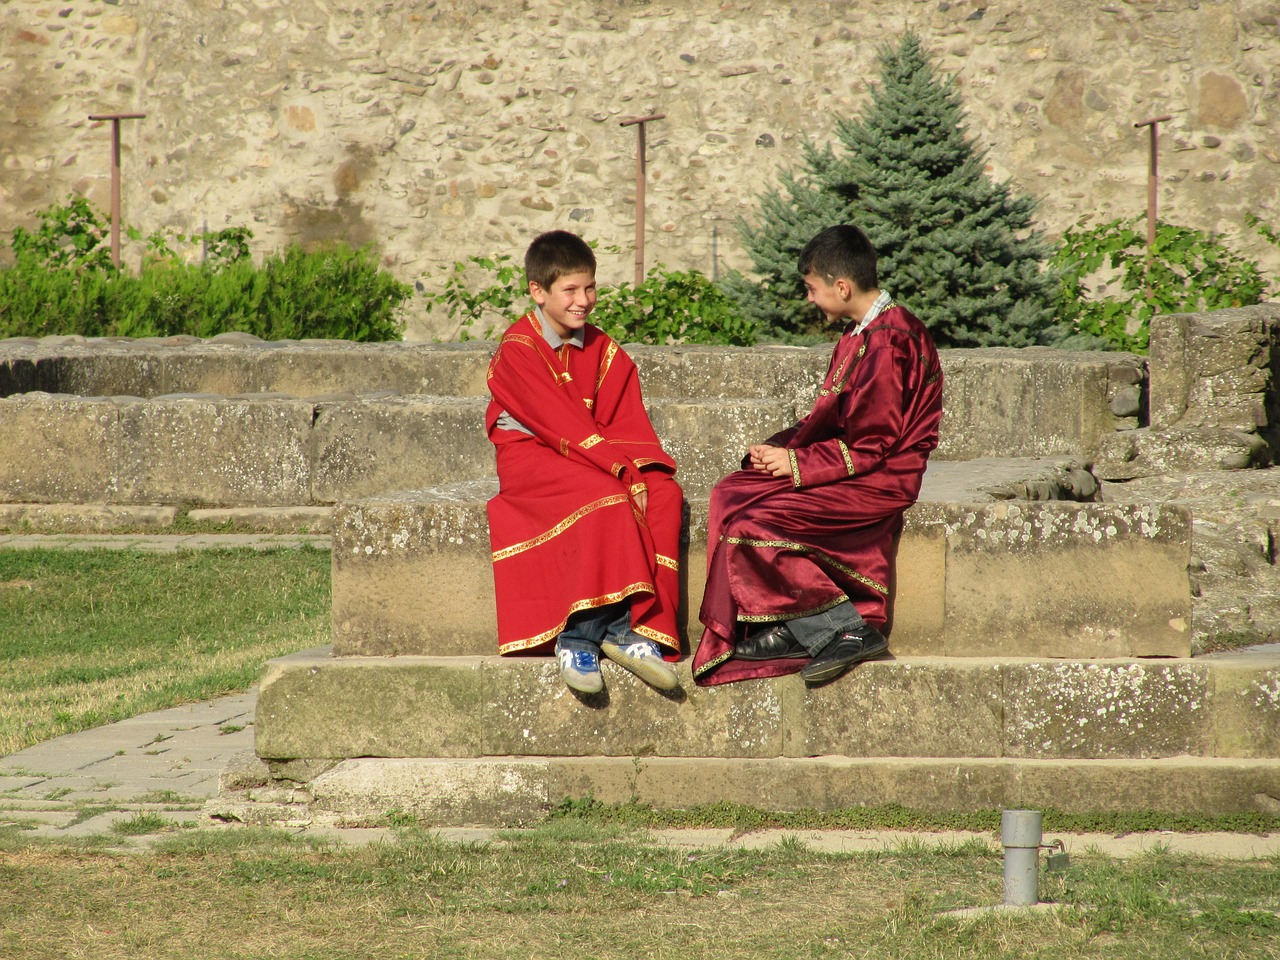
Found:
[216,755,1280,825]
[253,648,1277,764]
[331,483,1192,659]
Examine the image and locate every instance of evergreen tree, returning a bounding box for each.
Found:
[730,32,1056,346]
[723,141,855,337]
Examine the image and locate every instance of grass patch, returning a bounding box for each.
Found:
[0,547,330,755]
[0,831,1277,959]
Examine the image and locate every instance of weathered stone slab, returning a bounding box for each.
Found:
[311,397,493,502]
[113,396,315,505]
[258,650,1275,765]
[935,348,1143,461]
[647,399,796,497]
[331,484,496,657]
[1002,661,1212,759]
[255,652,487,761]
[185,506,333,533]
[331,488,1191,659]
[936,501,1192,658]
[284,755,1280,824]
[786,658,1004,759]
[0,502,178,532]
[0,394,120,502]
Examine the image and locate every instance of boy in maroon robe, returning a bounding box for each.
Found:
[486,230,682,694]
[693,224,943,686]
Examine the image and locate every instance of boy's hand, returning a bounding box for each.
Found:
[634,488,648,515]
[748,444,791,478]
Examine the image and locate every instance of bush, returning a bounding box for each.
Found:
[1050,217,1271,352]
[425,254,759,346]
[0,196,410,342]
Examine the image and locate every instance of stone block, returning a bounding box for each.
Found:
[788,658,1004,758]
[647,399,795,497]
[331,485,497,656]
[0,502,178,532]
[309,758,552,826]
[1210,662,1280,759]
[1002,661,1213,759]
[255,651,488,760]
[481,657,784,759]
[0,394,119,502]
[284,755,1280,821]
[628,344,824,403]
[936,348,1139,461]
[939,501,1192,657]
[113,396,314,505]
[311,397,492,502]
[185,506,333,533]
[253,341,493,398]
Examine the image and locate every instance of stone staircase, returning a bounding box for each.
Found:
[2,308,1278,825]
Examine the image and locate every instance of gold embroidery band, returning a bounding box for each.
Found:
[722,536,889,595]
[597,341,618,393]
[580,433,605,449]
[838,440,855,476]
[737,595,848,623]
[492,494,630,562]
[788,449,801,489]
[655,553,678,571]
[498,581,654,654]
[692,649,734,678]
[632,623,678,651]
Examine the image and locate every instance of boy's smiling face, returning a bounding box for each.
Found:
[530,269,598,338]
[803,270,855,325]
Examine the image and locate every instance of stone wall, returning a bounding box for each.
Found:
[3,0,1279,340]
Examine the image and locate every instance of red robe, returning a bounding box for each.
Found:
[693,304,943,685]
[486,312,681,657]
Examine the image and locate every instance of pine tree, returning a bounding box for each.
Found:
[723,141,855,337]
[730,32,1056,346]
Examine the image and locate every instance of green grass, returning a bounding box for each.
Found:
[0,824,1277,959]
[0,547,330,755]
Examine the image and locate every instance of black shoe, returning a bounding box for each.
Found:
[734,623,808,661]
[799,623,889,683]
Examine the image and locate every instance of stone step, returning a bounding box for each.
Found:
[247,646,1280,821]
[332,459,1192,660]
[236,756,1280,826]
[1,339,1145,488]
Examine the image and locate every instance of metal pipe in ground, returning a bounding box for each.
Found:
[1001,809,1043,906]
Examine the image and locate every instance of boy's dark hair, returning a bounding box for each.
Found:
[524,230,597,290]
[798,225,878,292]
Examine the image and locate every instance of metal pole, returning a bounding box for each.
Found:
[1133,114,1172,250]
[620,113,665,287]
[1001,809,1043,907]
[88,112,146,270]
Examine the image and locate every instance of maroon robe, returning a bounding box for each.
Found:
[693,304,943,685]
[486,312,681,657]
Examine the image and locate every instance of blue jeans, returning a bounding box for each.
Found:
[556,601,632,653]
[771,600,865,655]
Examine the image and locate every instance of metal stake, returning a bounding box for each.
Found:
[88,112,147,270]
[1001,809,1043,907]
[1133,114,1172,250]
[620,113,666,287]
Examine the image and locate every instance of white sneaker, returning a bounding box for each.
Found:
[601,637,680,691]
[556,643,603,694]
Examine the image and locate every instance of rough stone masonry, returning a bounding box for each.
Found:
[2,0,1279,339]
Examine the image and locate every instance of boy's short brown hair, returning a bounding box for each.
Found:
[798,224,878,292]
[524,230,597,290]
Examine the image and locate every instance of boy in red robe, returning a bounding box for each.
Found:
[693,224,944,686]
[486,230,682,694]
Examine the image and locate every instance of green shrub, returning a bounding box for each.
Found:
[0,196,410,342]
[425,254,759,346]
[1050,217,1271,352]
